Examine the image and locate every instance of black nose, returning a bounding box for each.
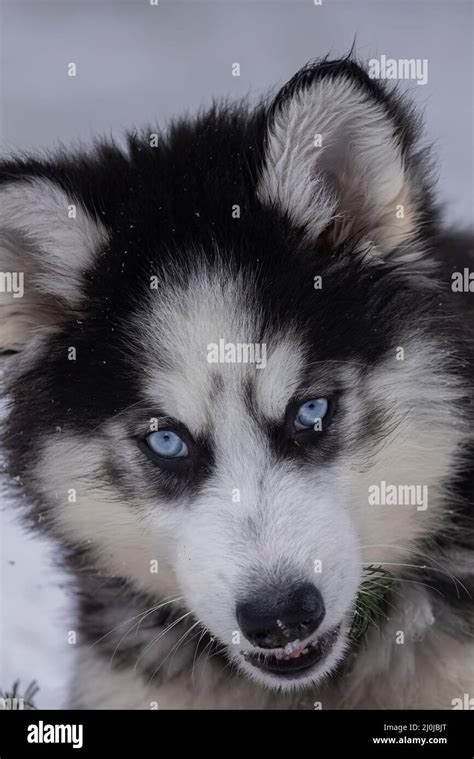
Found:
[236,582,325,649]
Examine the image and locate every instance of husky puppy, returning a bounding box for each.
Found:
[1,58,473,709]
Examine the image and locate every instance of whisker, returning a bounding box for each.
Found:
[165,621,202,672]
[106,599,184,674]
[135,596,185,633]
[91,595,182,652]
[192,629,209,685]
[132,611,193,672]
[149,620,202,682]
[194,637,214,670]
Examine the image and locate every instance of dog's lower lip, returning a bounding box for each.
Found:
[242,625,341,677]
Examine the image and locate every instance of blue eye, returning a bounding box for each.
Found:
[294,398,329,430]
[145,430,188,459]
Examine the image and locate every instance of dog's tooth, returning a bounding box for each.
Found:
[284,639,301,655]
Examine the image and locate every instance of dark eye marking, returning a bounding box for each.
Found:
[145,430,188,459]
[263,395,338,461]
[136,420,215,487]
[137,422,195,474]
[293,398,329,431]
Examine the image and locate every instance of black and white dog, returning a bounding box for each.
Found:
[1,58,473,709]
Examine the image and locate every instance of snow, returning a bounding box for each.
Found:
[0,511,76,708]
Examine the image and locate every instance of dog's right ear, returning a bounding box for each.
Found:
[0,176,108,352]
[258,58,432,260]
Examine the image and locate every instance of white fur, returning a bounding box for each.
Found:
[258,75,420,254]
[69,588,474,710]
[6,77,471,709]
[0,178,108,349]
[33,273,471,700]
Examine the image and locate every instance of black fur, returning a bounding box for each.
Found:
[2,57,473,684]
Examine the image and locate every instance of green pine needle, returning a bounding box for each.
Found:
[350,564,396,643]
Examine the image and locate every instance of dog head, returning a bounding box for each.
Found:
[2,59,469,690]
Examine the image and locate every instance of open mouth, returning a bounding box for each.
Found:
[241,625,341,678]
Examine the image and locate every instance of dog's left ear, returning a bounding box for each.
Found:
[258,59,431,257]
[0,176,108,352]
